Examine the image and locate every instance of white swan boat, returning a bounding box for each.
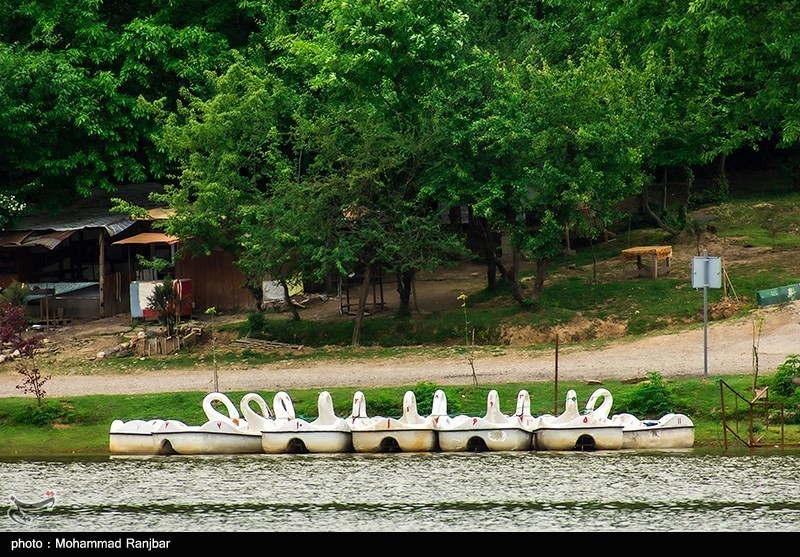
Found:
[151,392,272,455]
[261,391,353,454]
[349,390,437,453]
[581,387,696,449]
[610,412,696,449]
[433,389,535,452]
[109,418,166,455]
[533,388,624,451]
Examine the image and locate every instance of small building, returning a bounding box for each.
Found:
[0,183,256,321]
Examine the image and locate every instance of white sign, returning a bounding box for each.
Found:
[692,255,722,289]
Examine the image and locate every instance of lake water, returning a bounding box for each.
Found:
[2,448,799,537]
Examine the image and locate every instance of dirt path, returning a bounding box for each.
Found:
[2,299,797,398]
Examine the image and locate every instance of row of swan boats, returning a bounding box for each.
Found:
[109,387,695,456]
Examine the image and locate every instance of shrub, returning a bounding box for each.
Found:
[614,371,679,419]
[9,401,76,427]
[0,280,31,306]
[364,393,402,417]
[772,354,799,398]
[412,382,440,415]
[147,279,179,335]
[247,311,266,334]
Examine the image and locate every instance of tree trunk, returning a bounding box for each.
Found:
[351,264,372,347]
[475,217,507,289]
[716,152,727,179]
[508,245,526,306]
[530,259,550,302]
[641,183,681,236]
[396,269,415,315]
[281,279,300,321]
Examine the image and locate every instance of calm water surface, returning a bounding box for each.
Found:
[2,449,800,533]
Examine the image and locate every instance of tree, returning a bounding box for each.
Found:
[0,1,246,213]
[132,60,301,310]
[287,0,474,343]
[0,303,49,406]
[465,39,661,306]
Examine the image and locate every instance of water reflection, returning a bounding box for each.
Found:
[2,449,800,532]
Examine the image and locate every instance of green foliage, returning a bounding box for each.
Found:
[411,382,440,415]
[9,401,77,427]
[364,392,402,418]
[146,279,179,335]
[0,280,31,306]
[613,371,683,419]
[247,311,267,334]
[689,176,730,207]
[772,354,800,398]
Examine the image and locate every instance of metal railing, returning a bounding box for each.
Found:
[720,380,785,449]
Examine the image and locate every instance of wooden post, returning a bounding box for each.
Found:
[554,333,559,415]
[722,257,728,300]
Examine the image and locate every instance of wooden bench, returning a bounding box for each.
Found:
[621,246,673,279]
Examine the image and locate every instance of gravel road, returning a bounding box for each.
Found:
[2,300,797,398]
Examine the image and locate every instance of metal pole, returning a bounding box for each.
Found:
[703,250,708,378]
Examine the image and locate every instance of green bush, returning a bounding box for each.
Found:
[247,311,266,334]
[364,392,402,417]
[613,371,680,419]
[9,401,77,427]
[0,280,31,306]
[412,382,440,415]
[772,354,799,397]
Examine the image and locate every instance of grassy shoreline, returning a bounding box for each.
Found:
[2,373,797,456]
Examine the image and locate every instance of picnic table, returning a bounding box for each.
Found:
[621,245,673,279]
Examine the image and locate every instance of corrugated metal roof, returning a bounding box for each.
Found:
[9,183,165,237]
[0,231,32,247]
[0,230,75,250]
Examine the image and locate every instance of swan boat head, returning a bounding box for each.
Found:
[313,390,347,427]
[203,392,242,428]
[240,392,273,432]
[583,388,614,422]
[400,390,425,424]
[484,389,509,423]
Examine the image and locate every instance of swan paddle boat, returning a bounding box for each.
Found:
[109,418,166,455]
[261,391,353,454]
[349,390,437,453]
[533,388,624,451]
[433,389,535,452]
[151,392,272,455]
[581,387,696,449]
[610,412,696,449]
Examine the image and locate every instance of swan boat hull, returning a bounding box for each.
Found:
[261,430,353,454]
[437,428,532,452]
[152,430,263,455]
[620,425,695,449]
[534,425,624,451]
[109,420,164,455]
[109,431,157,455]
[350,429,437,453]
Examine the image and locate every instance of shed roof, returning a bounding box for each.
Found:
[8,183,164,237]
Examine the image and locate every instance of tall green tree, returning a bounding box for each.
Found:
[141,60,299,309]
[0,0,244,214]
[287,0,473,344]
[465,39,661,307]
